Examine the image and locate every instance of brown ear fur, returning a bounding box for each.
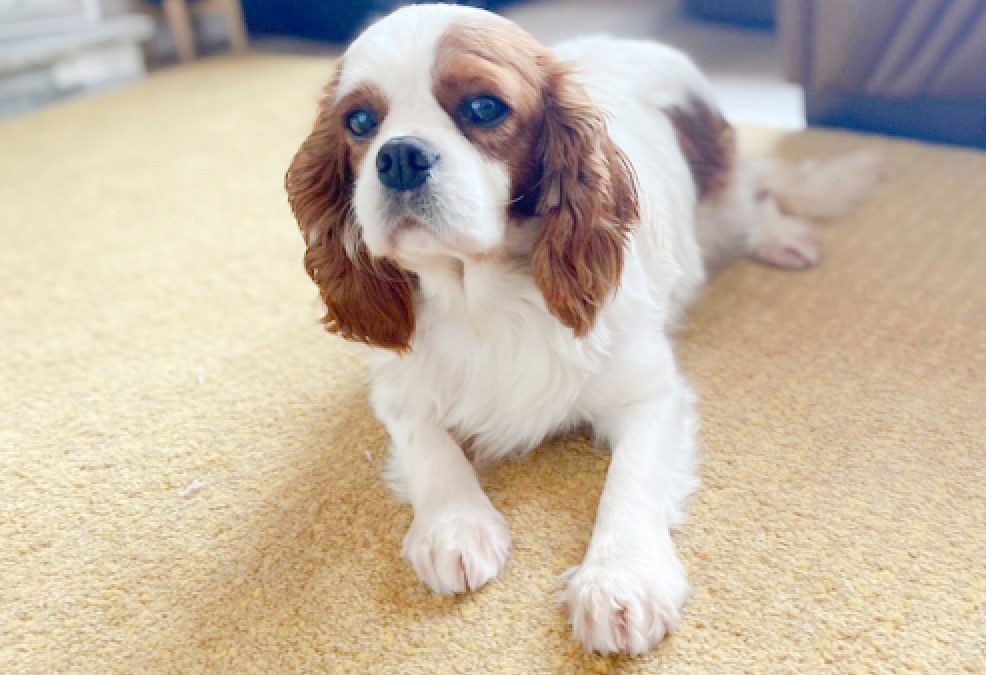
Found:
[285,79,415,351]
[530,61,638,336]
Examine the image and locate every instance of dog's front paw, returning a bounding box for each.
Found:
[561,550,689,655]
[403,505,512,594]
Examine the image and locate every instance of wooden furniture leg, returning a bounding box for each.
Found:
[162,0,196,63]
[218,0,249,53]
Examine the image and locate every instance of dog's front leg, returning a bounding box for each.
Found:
[564,369,699,654]
[380,409,512,595]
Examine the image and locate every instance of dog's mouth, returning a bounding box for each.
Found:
[380,190,498,264]
[385,214,435,255]
[392,215,423,234]
[385,185,438,217]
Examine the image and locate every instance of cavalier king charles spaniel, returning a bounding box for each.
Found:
[286,3,878,655]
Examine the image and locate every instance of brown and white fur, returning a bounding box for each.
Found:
[285,4,879,655]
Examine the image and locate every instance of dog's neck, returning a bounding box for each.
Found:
[409,251,540,329]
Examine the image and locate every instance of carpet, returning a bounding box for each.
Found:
[1,54,983,674]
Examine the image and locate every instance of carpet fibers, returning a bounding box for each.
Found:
[1,55,984,674]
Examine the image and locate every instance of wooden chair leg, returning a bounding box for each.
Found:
[162,0,196,62]
[220,0,249,53]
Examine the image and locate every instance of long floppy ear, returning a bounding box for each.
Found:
[530,61,638,336]
[285,79,415,351]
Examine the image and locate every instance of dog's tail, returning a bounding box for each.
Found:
[753,150,885,223]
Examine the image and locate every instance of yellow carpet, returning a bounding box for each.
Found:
[1,54,984,674]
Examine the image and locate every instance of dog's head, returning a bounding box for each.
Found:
[286,4,637,351]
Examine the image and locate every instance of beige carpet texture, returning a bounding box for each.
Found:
[1,55,984,674]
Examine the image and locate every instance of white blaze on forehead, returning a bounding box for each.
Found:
[335,4,495,104]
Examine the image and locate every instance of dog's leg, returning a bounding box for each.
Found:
[380,407,512,594]
[746,190,821,269]
[696,151,882,271]
[563,349,698,654]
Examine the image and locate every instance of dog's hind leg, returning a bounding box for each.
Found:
[695,150,882,272]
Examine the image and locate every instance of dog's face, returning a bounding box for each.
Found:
[344,6,533,263]
[286,5,637,350]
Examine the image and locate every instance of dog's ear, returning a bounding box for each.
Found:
[285,76,415,351]
[529,59,638,336]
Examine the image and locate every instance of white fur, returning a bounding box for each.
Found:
[323,4,877,655]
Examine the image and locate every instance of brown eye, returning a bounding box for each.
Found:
[460,95,509,127]
[346,109,377,138]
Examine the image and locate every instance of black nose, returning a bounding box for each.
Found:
[376,136,439,191]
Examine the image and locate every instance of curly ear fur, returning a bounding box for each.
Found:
[530,61,638,336]
[285,79,415,352]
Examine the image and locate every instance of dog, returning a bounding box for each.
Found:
[285,3,878,654]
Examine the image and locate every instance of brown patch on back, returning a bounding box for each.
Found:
[667,94,735,199]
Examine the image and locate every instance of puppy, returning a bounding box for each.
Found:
[286,4,877,655]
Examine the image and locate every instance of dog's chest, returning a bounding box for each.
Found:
[378,273,602,458]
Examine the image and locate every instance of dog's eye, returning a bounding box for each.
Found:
[345,109,377,138]
[460,95,509,127]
